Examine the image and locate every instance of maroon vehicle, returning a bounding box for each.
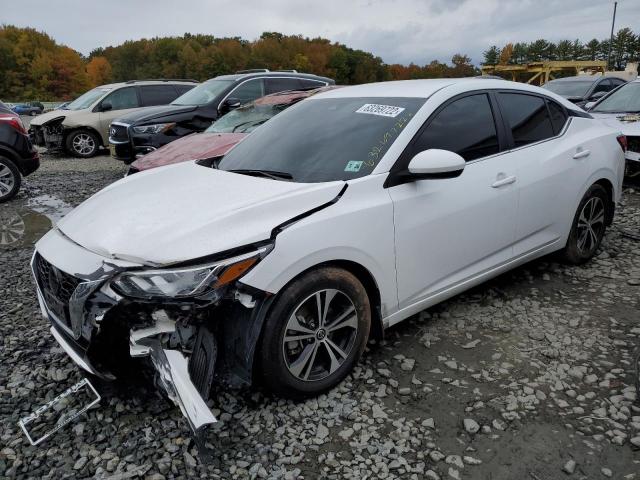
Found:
[128,87,337,174]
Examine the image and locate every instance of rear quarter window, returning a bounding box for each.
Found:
[546,100,568,135]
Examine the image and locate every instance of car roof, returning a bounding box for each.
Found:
[213,71,334,83]
[253,85,342,106]
[96,80,198,89]
[546,75,600,83]
[313,78,581,111]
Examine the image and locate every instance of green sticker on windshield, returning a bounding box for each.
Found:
[344,161,363,172]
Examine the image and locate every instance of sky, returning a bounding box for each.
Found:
[4,0,639,65]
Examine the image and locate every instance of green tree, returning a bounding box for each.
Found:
[482,46,500,65]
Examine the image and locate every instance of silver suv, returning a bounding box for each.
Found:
[30,80,197,157]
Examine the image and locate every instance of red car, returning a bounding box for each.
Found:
[128,87,337,174]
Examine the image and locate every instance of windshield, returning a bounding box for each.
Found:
[591,82,640,113]
[543,80,592,98]
[172,80,233,106]
[66,88,111,110]
[206,103,288,133]
[218,97,425,182]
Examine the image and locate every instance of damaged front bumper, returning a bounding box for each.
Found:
[31,229,273,439]
[30,117,66,151]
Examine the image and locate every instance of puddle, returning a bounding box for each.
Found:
[27,194,73,223]
[0,194,73,248]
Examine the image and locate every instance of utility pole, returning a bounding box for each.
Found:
[607,1,617,70]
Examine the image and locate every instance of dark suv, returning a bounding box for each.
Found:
[109,70,334,163]
[543,75,626,108]
[0,102,39,202]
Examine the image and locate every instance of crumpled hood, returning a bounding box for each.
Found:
[29,109,74,126]
[131,132,246,171]
[57,162,345,265]
[591,112,640,136]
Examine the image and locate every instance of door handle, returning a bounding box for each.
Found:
[573,149,591,159]
[491,175,516,188]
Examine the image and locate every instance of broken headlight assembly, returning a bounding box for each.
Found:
[111,246,271,299]
[131,123,176,135]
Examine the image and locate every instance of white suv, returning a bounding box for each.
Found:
[32,78,625,434]
[29,80,197,157]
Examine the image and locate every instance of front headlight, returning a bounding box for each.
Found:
[111,247,269,299]
[132,123,175,135]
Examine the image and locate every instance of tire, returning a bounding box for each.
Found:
[560,184,609,265]
[258,267,371,399]
[66,130,99,158]
[30,110,37,116]
[0,156,21,203]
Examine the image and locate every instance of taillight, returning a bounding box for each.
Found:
[617,135,627,152]
[0,114,27,135]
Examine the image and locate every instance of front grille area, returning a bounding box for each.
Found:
[109,124,129,143]
[30,125,45,146]
[628,136,640,154]
[34,253,81,330]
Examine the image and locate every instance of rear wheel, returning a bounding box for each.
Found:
[66,130,99,158]
[258,267,371,398]
[560,184,608,264]
[0,156,21,203]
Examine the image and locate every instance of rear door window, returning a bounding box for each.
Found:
[140,85,179,106]
[593,79,613,94]
[497,93,554,148]
[175,84,195,95]
[411,93,500,161]
[229,79,265,104]
[265,78,302,94]
[103,87,139,110]
[299,79,328,89]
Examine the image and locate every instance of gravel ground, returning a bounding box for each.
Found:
[1,151,640,479]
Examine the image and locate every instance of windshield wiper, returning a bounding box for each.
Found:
[229,169,294,181]
[231,119,269,133]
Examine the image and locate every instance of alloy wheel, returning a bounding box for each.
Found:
[0,212,25,246]
[0,164,16,199]
[283,288,358,382]
[576,196,605,255]
[72,133,96,156]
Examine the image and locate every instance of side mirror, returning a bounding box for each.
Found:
[407,149,465,180]
[101,101,113,112]
[584,101,596,111]
[590,91,606,101]
[222,98,241,111]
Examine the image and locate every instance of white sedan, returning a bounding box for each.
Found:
[32,78,626,434]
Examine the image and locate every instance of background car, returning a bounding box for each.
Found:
[588,79,640,177]
[29,79,197,158]
[127,86,338,174]
[543,75,626,108]
[109,70,334,163]
[0,101,39,202]
[11,102,44,116]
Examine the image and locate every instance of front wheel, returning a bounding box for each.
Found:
[560,184,609,264]
[0,156,21,203]
[258,267,371,399]
[66,130,99,158]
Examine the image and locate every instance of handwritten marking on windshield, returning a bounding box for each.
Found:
[365,113,413,166]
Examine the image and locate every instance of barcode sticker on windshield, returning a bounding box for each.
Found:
[356,104,405,118]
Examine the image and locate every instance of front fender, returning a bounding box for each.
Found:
[240,174,398,319]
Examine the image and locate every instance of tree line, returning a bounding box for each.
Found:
[483,27,639,69]
[0,26,476,101]
[1,24,638,102]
